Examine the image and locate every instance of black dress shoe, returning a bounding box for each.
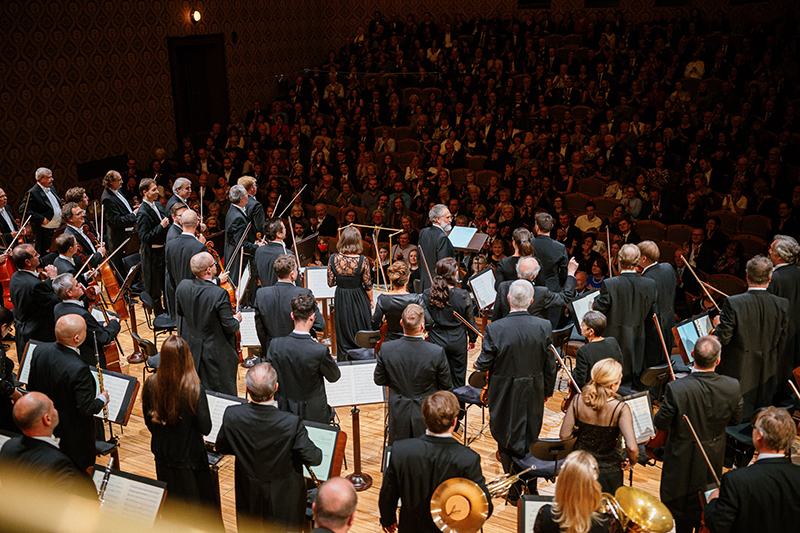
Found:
[242,356,259,368]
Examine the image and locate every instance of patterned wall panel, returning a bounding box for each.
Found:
[0,0,792,209]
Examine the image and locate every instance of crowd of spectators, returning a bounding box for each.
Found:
[124,9,800,297]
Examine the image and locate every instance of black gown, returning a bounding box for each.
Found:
[372,292,426,342]
[423,287,477,389]
[142,381,221,524]
[328,254,372,359]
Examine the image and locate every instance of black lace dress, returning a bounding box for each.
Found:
[573,396,626,494]
[327,254,372,359]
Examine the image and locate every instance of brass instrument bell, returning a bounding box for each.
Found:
[600,486,674,533]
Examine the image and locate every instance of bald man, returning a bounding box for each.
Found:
[312,477,358,533]
[0,392,92,491]
[27,315,109,472]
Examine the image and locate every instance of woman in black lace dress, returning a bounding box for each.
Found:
[559,358,639,493]
[327,226,372,360]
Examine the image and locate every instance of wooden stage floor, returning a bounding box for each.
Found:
[7,305,670,532]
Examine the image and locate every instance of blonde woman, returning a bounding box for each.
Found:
[559,358,638,494]
[534,451,609,533]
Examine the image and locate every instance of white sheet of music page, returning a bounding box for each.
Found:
[239,310,260,347]
[93,471,164,527]
[92,372,128,422]
[205,393,244,444]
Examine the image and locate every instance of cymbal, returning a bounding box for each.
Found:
[430,477,489,533]
[467,370,487,389]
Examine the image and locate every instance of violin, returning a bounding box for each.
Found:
[644,313,676,461]
[0,250,15,309]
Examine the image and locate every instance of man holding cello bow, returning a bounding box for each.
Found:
[653,335,742,533]
[9,243,59,352]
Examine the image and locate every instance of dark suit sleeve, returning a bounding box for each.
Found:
[378,452,400,527]
[474,326,496,372]
[593,282,611,315]
[491,288,504,321]
[557,248,569,287]
[86,311,121,348]
[251,201,266,235]
[215,411,233,454]
[137,208,167,244]
[653,382,676,431]
[467,453,493,518]
[703,472,739,533]
[102,195,137,229]
[374,352,389,386]
[292,417,322,466]
[371,297,385,329]
[574,347,589,389]
[215,289,240,337]
[715,298,735,346]
[542,276,577,309]
[196,386,213,436]
[543,327,556,395]
[74,369,105,417]
[319,348,341,383]
[229,216,258,256]
[437,347,453,391]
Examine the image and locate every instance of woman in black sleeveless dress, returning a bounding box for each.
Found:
[424,257,477,388]
[327,226,372,360]
[372,261,426,343]
[559,358,639,493]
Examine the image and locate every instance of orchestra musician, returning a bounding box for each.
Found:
[27,314,110,472]
[532,212,570,327]
[238,176,267,237]
[312,477,359,533]
[100,170,138,274]
[52,274,120,368]
[374,304,452,445]
[0,307,21,432]
[0,392,95,493]
[637,240,677,368]
[175,252,242,397]
[492,255,578,322]
[62,202,106,269]
[593,244,657,390]
[712,255,789,419]
[137,178,170,315]
[142,334,223,524]
[559,358,638,494]
[254,218,291,288]
[165,209,210,308]
[767,235,800,391]
[0,188,21,251]
[573,311,623,389]
[215,362,322,531]
[225,185,263,298]
[19,167,62,255]
[417,204,455,293]
[653,335,742,533]
[9,244,59,352]
[52,234,88,283]
[423,257,477,388]
[704,406,800,532]
[379,390,492,533]
[164,177,192,215]
[494,227,535,288]
[475,280,556,498]
[533,451,610,533]
[254,254,325,359]
[265,293,340,424]
[164,203,189,319]
[372,261,427,343]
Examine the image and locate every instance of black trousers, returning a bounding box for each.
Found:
[143,247,166,315]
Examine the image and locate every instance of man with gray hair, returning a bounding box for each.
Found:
[713,255,789,419]
[475,279,556,499]
[165,176,192,215]
[176,251,242,396]
[225,184,264,313]
[313,476,358,532]
[492,255,578,321]
[19,167,62,254]
[768,235,800,386]
[417,204,454,292]
[216,362,322,531]
[594,243,658,389]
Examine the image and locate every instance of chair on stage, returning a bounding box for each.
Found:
[510,437,577,498]
[130,331,160,382]
[138,290,177,344]
[454,373,490,447]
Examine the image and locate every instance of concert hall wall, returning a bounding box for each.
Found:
[0,0,790,208]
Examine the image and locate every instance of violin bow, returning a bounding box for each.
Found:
[679,251,720,311]
[653,313,676,381]
[416,242,435,287]
[453,310,482,339]
[224,221,252,274]
[278,184,307,218]
[682,414,721,487]
[77,237,129,278]
[549,344,581,393]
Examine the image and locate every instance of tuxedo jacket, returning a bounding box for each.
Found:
[176,278,240,396]
[715,290,789,419]
[164,194,189,218]
[492,276,576,321]
[379,435,492,533]
[216,403,322,530]
[18,184,59,230]
[374,336,452,445]
[418,225,454,292]
[165,233,207,289]
[64,225,103,268]
[641,262,677,368]
[27,342,106,471]
[100,188,137,251]
[245,195,267,236]
[54,302,120,368]
[136,201,168,294]
[266,332,340,424]
[253,282,325,352]
[0,208,18,248]
[704,457,800,533]
[9,270,60,348]
[768,264,800,382]
[654,371,742,523]
[533,235,569,291]
[0,435,94,492]
[224,206,257,283]
[254,241,289,288]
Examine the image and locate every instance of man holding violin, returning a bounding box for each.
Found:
[0,188,23,252]
[62,202,106,270]
[9,244,59,353]
[51,273,120,369]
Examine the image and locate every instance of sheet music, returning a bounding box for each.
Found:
[236,264,251,307]
[468,268,496,310]
[239,310,260,347]
[303,424,338,482]
[324,362,386,407]
[306,267,336,299]
[624,393,656,444]
[372,288,389,308]
[205,393,246,444]
[91,308,107,326]
[571,291,600,326]
[447,226,478,249]
[521,498,554,533]
[92,371,129,422]
[17,342,38,385]
[694,314,712,337]
[92,471,165,527]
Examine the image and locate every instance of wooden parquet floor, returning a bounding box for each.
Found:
[7,305,670,532]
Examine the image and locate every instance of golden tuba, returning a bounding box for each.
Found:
[600,487,674,533]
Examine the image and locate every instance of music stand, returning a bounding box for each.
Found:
[116,262,143,363]
[295,233,319,266]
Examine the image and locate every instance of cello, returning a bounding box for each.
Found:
[644,313,677,461]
